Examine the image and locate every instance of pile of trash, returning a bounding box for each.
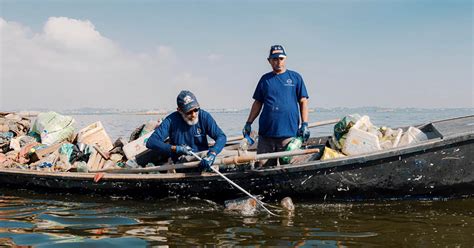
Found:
[0,111,161,172]
[322,114,428,160]
[0,111,432,169]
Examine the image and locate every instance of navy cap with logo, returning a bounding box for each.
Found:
[177,90,200,113]
[268,45,287,59]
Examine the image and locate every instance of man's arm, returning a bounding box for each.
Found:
[145,118,173,154]
[209,129,226,155]
[203,112,227,155]
[299,97,309,123]
[246,100,263,124]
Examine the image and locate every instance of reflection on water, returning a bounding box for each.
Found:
[1,109,473,246]
[0,189,473,247]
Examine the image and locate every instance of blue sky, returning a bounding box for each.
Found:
[0,0,472,110]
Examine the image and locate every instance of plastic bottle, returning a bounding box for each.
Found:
[280,137,303,164]
[125,159,139,169]
[239,134,255,152]
[76,161,89,173]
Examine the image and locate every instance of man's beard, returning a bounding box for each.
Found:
[180,112,199,125]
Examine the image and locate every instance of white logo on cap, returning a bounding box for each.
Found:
[183,95,193,104]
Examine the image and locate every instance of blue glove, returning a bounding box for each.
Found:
[242,122,252,137]
[200,152,216,171]
[175,145,192,156]
[297,122,310,142]
[244,134,255,145]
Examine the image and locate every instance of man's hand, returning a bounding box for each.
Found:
[242,122,252,137]
[297,122,310,142]
[175,145,192,156]
[200,152,216,171]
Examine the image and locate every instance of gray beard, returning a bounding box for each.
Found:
[179,111,199,126]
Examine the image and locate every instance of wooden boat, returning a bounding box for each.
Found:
[0,115,472,201]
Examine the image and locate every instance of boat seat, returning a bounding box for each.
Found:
[417,123,444,139]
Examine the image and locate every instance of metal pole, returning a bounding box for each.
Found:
[189,151,279,216]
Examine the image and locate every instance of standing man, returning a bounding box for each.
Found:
[243,45,310,166]
[146,90,227,171]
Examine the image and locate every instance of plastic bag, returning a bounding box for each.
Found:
[398,127,427,147]
[321,147,346,160]
[334,114,361,142]
[380,128,403,148]
[31,112,75,146]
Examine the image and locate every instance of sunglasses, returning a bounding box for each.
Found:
[184,108,200,115]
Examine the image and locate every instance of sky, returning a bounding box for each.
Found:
[0,0,472,111]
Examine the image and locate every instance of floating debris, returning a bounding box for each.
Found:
[224,196,258,216]
[280,197,295,211]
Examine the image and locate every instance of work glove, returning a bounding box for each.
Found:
[175,145,192,156]
[242,122,252,137]
[200,152,216,172]
[297,122,310,142]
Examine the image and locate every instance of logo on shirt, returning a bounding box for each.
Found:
[284,78,294,86]
[196,128,202,135]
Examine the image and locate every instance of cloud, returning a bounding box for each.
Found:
[41,17,116,53]
[0,17,204,111]
[206,53,223,62]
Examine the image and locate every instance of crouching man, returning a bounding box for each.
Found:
[146,90,227,171]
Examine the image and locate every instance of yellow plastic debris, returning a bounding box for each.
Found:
[321,147,346,160]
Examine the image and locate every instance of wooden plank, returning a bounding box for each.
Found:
[87,150,106,171]
[30,142,65,162]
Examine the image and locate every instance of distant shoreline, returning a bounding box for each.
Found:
[2,107,472,117]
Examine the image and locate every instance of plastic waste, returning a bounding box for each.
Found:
[27,131,41,142]
[0,131,14,140]
[59,143,75,163]
[321,147,346,160]
[239,134,255,152]
[39,162,53,168]
[37,153,58,170]
[342,127,382,156]
[9,137,21,151]
[66,144,90,164]
[280,137,303,164]
[224,196,258,216]
[75,161,89,172]
[353,115,374,131]
[31,112,75,146]
[398,127,427,147]
[333,114,361,149]
[380,128,403,149]
[280,197,295,211]
[125,159,139,169]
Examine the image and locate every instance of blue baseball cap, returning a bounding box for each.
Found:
[177,90,200,113]
[268,45,287,59]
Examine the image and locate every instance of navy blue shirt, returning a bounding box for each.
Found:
[146,110,227,162]
[253,69,309,138]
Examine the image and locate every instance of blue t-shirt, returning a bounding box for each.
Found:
[146,110,227,162]
[253,69,309,138]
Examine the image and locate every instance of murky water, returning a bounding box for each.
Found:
[1,189,472,247]
[1,108,473,246]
